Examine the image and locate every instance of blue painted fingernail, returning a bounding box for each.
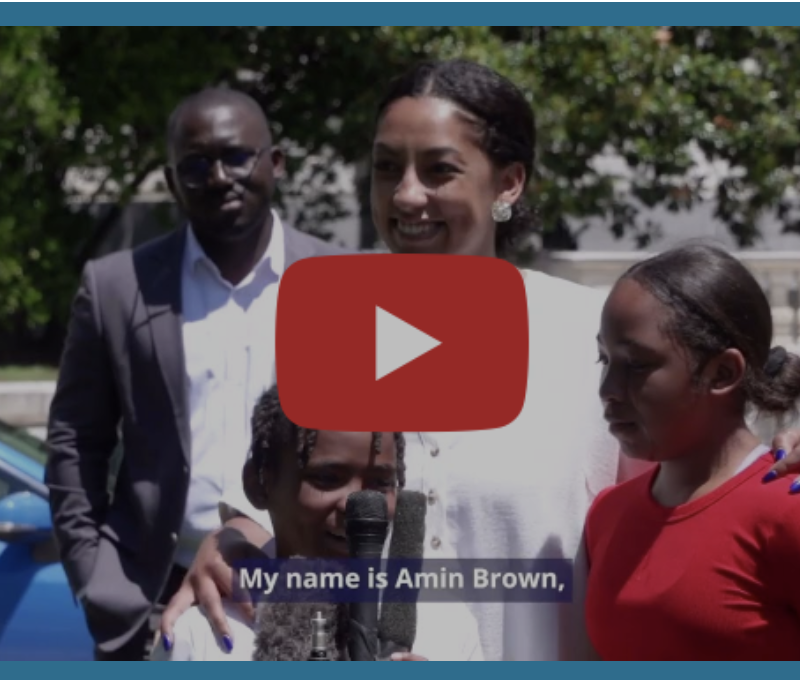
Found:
[222,635,233,652]
[162,634,172,652]
[790,480,800,495]
[775,449,788,462]
[763,470,779,483]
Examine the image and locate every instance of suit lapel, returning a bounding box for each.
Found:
[282,224,316,271]
[136,227,190,462]
[134,223,330,466]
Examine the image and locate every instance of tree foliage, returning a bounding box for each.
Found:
[0,27,77,328]
[1,26,799,335]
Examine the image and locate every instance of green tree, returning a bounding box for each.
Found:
[517,26,800,249]
[2,26,800,341]
[0,27,78,329]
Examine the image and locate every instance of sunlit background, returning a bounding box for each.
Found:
[2,26,800,433]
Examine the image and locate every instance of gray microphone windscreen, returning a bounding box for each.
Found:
[388,490,427,559]
[379,490,427,655]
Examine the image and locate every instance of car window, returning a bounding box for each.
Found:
[0,419,124,500]
[0,421,48,466]
[0,467,29,502]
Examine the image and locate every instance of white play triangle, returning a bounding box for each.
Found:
[376,306,441,381]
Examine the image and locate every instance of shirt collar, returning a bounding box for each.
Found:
[184,209,286,280]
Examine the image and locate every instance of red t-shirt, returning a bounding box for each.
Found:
[585,453,800,660]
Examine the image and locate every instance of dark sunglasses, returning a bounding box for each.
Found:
[175,146,269,189]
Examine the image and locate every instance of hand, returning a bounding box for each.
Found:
[159,527,256,654]
[766,429,800,494]
[391,653,429,661]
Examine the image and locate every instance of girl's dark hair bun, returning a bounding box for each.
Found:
[764,346,789,379]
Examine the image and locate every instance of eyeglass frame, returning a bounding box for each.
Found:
[173,145,272,190]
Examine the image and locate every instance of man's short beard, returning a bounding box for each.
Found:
[193,204,271,246]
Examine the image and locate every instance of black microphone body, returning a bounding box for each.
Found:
[345,490,390,661]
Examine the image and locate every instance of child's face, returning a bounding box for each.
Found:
[597,278,710,462]
[267,431,398,558]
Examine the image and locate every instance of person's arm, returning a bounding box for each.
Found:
[150,608,203,661]
[150,626,196,661]
[44,262,120,601]
[159,515,272,652]
[161,453,275,652]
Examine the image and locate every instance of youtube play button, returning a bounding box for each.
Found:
[276,254,528,432]
[376,307,441,381]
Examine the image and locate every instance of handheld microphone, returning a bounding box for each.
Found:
[345,490,390,661]
[378,490,427,659]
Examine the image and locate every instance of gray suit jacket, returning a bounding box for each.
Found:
[45,222,351,653]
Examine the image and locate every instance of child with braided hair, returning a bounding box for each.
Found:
[242,385,405,561]
[152,385,482,661]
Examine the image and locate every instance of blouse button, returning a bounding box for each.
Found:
[430,447,440,458]
[427,490,437,506]
[430,536,441,550]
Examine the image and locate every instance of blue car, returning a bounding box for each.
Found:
[0,420,94,660]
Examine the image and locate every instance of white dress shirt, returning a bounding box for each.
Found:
[150,600,483,661]
[175,212,285,568]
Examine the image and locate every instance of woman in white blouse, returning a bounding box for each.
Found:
[159,58,795,661]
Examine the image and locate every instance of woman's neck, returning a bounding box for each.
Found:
[652,420,761,508]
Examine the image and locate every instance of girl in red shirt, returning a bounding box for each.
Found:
[586,242,800,660]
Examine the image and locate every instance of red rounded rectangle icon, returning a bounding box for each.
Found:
[276,254,529,432]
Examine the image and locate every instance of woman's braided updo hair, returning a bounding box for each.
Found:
[250,385,406,487]
[375,58,538,258]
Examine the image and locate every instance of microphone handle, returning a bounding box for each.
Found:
[347,518,387,661]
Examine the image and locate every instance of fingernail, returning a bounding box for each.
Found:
[763,470,779,483]
[790,480,800,495]
[222,635,233,652]
[162,634,172,652]
[775,449,788,462]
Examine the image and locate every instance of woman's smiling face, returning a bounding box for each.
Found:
[371,95,518,258]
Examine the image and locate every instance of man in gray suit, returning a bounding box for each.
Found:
[45,87,348,660]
